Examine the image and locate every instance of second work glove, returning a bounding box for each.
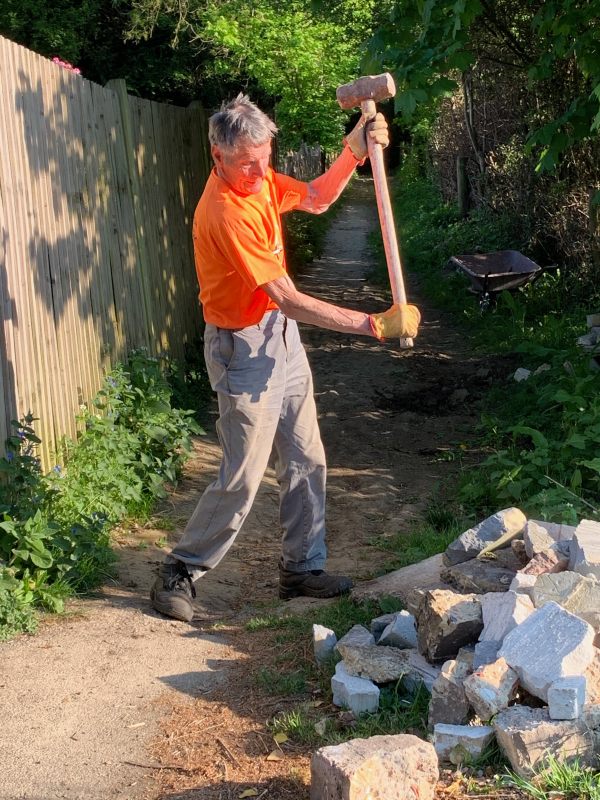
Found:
[345,112,389,161]
[369,303,421,341]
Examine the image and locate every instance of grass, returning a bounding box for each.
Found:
[503,756,600,799]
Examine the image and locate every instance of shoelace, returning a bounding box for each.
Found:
[167,571,196,598]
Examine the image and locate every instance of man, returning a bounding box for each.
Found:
[151,94,420,622]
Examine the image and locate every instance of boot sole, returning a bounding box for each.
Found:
[150,589,194,622]
[278,583,352,600]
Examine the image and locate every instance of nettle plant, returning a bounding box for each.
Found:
[0,351,202,639]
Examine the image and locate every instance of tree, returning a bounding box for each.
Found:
[363,0,600,172]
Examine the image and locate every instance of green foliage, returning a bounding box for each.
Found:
[128,0,391,152]
[460,350,600,522]
[0,351,201,639]
[386,156,600,523]
[364,0,600,173]
[503,755,600,800]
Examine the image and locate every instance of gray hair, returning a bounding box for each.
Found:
[208,93,278,150]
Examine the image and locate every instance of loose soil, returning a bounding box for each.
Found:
[0,179,525,800]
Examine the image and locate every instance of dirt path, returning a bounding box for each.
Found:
[0,179,501,800]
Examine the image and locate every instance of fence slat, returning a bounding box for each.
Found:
[0,35,211,467]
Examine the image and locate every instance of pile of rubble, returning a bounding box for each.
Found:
[310,509,600,800]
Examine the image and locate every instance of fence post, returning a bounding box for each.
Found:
[105,78,154,350]
[187,101,212,179]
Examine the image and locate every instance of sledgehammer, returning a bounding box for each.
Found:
[337,73,413,348]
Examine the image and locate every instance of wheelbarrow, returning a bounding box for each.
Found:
[448,250,551,310]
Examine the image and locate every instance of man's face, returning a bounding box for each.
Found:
[212,140,272,195]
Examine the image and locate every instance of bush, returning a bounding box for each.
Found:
[0,351,203,639]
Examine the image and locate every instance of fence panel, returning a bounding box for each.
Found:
[0,36,211,466]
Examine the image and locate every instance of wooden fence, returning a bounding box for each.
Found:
[0,36,212,467]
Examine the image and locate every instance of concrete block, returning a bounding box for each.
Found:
[443,508,527,566]
[519,548,569,576]
[310,734,438,800]
[399,648,441,694]
[463,658,519,721]
[523,520,556,558]
[473,640,501,670]
[494,704,600,777]
[335,625,375,652]
[416,589,483,662]
[479,591,534,642]
[433,723,494,764]
[508,573,537,597]
[313,624,337,664]
[369,612,398,640]
[569,519,600,580]
[498,602,596,701]
[532,571,600,632]
[331,662,379,715]
[548,676,586,720]
[378,610,418,649]
[336,644,411,684]
[428,658,471,728]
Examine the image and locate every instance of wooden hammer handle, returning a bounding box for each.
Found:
[362,99,413,349]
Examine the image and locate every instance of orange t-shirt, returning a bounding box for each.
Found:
[192,167,308,328]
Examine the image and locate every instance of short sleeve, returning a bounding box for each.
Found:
[272,172,309,214]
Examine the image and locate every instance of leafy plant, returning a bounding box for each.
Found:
[503,755,600,800]
[0,350,202,639]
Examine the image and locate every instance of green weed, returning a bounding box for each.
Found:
[0,351,202,639]
[503,755,600,799]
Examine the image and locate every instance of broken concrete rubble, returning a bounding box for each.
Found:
[416,589,483,662]
[440,556,517,594]
[479,591,534,642]
[331,662,379,715]
[443,508,527,566]
[569,519,600,580]
[313,624,337,664]
[335,625,375,651]
[519,547,569,576]
[335,643,411,684]
[523,520,557,559]
[432,723,494,764]
[532,571,600,633]
[498,602,596,701]
[369,612,398,640]
[428,658,471,728]
[311,734,439,800]
[463,657,519,720]
[472,640,500,670]
[547,676,586,720]
[493,704,600,777]
[378,610,418,649]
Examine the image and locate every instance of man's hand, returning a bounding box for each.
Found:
[345,112,389,161]
[369,303,421,341]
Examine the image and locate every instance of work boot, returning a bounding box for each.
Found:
[279,563,353,600]
[150,561,196,622]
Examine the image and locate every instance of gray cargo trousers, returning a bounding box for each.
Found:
[168,309,327,576]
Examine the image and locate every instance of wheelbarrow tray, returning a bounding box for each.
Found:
[449,250,542,294]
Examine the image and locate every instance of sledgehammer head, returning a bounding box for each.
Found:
[336,73,396,110]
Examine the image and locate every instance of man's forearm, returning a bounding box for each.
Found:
[263,275,373,336]
[298,146,360,215]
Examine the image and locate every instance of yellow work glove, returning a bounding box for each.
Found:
[345,112,389,161]
[369,303,421,341]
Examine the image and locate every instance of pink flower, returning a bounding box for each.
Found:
[51,57,82,76]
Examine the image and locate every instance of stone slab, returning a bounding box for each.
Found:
[463,658,519,721]
[416,590,483,663]
[548,676,586,720]
[440,558,516,594]
[352,554,452,614]
[479,591,534,642]
[532,571,600,632]
[428,658,471,728]
[378,610,418,649]
[443,508,526,566]
[493,704,600,777]
[336,644,411,684]
[331,662,380,715]
[433,724,495,764]
[335,625,375,651]
[311,734,439,800]
[498,602,596,701]
[314,624,337,664]
[569,519,600,580]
